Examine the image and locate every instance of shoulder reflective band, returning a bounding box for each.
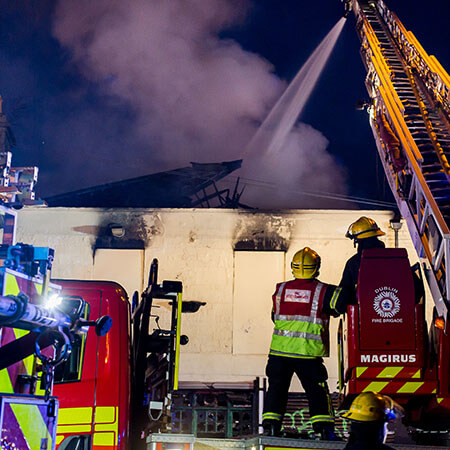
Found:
[330,287,342,311]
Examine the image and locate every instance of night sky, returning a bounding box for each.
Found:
[0,0,449,208]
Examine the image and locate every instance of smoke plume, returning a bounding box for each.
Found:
[52,0,348,207]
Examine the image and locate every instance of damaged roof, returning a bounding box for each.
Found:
[44,160,242,208]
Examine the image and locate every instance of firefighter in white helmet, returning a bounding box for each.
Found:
[342,392,402,449]
[262,247,350,440]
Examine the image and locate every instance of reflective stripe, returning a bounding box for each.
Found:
[363,381,389,392]
[96,406,116,423]
[275,282,286,316]
[94,406,118,436]
[310,282,323,315]
[58,407,93,425]
[273,329,321,340]
[4,272,20,295]
[274,320,322,335]
[377,367,403,378]
[262,412,283,421]
[269,349,316,359]
[330,287,342,312]
[356,367,368,377]
[397,382,423,393]
[274,314,324,325]
[57,424,92,433]
[310,415,334,423]
[93,432,115,446]
[0,365,13,393]
[11,403,53,450]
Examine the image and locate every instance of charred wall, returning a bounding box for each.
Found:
[233,214,295,251]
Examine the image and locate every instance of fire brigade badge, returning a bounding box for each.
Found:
[373,287,400,318]
[285,289,311,303]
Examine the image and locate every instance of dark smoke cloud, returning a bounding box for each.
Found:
[51,0,348,207]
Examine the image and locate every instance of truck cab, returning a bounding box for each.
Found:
[53,281,130,450]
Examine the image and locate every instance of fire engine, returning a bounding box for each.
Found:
[52,261,208,449]
[17,0,450,448]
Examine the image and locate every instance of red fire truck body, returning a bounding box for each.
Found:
[53,281,131,450]
[340,248,450,424]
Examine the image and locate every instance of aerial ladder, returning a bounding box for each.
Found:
[351,0,450,320]
[337,0,450,444]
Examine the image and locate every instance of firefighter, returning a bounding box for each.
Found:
[340,216,424,302]
[343,0,353,17]
[262,247,349,440]
[342,392,401,449]
[340,216,385,297]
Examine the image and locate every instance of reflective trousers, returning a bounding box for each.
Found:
[262,354,334,431]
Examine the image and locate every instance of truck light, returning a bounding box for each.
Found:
[44,293,62,309]
[434,317,445,330]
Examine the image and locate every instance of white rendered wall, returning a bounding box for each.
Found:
[16,208,425,392]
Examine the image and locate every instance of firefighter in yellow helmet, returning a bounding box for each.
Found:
[342,392,402,449]
[339,217,386,296]
[340,216,424,304]
[262,247,350,440]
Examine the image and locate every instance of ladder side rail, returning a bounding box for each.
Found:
[356,2,447,234]
[445,237,450,315]
[368,103,449,321]
[371,2,450,319]
[358,18,406,116]
[363,38,448,238]
[376,0,450,112]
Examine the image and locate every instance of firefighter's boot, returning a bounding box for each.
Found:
[262,419,282,437]
[313,422,341,441]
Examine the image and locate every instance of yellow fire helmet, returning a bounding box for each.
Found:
[345,216,385,241]
[291,247,321,279]
[342,392,402,422]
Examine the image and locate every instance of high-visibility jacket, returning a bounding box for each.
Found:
[269,278,339,358]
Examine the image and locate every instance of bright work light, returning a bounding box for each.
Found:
[44,293,62,309]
